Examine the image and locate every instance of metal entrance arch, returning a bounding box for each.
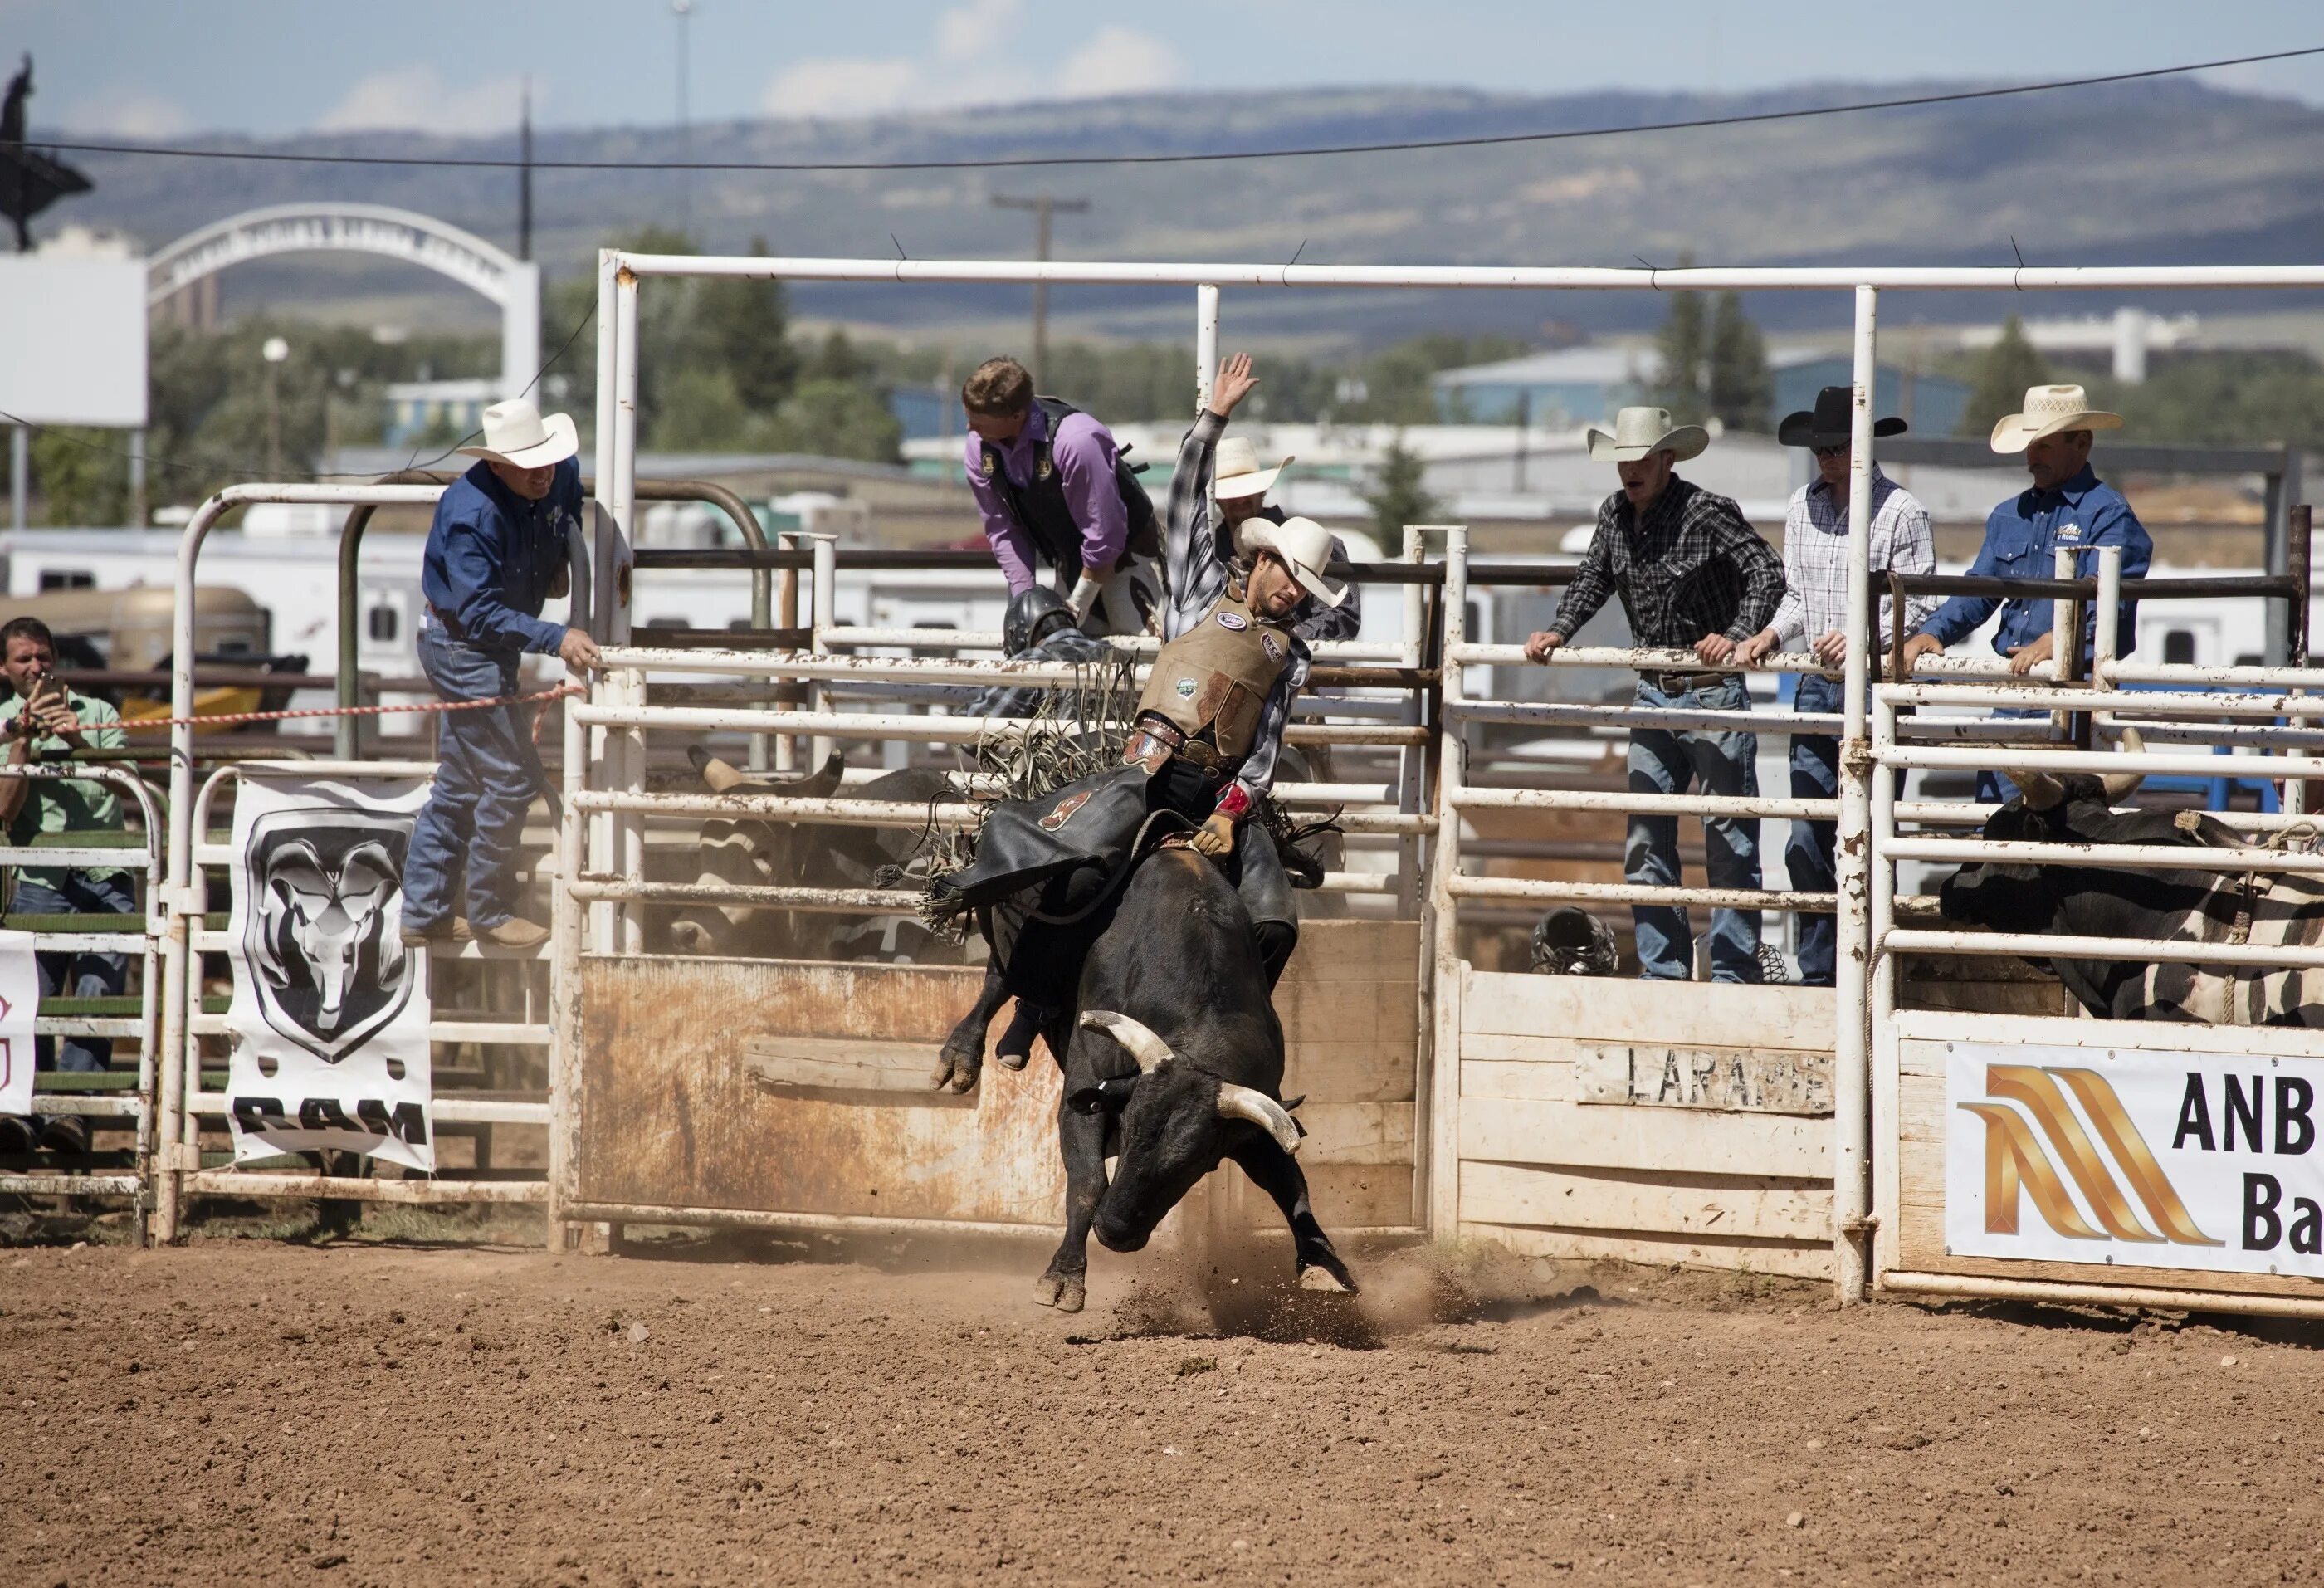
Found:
[146,203,540,398]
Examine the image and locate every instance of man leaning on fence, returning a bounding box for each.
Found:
[1523,406,1786,983]
[1735,387,1937,987]
[1894,383,2153,803]
[0,616,130,1156]
[401,399,603,951]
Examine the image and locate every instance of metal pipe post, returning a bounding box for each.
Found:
[2290,504,2312,818]
[1399,525,1427,914]
[808,533,838,767]
[2093,545,2121,679]
[1831,284,1877,1303]
[1194,285,1220,414]
[1423,527,1468,1239]
[609,270,644,952]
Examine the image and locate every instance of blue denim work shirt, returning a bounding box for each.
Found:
[1920,464,2151,657]
[420,457,583,655]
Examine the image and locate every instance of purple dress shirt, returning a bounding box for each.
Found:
[962,403,1129,594]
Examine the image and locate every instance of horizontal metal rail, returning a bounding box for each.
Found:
[1877,683,2324,716]
[1449,700,1841,735]
[179,1170,546,1204]
[1878,1270,2324,1323]
[803,630,1408,662]
[569,701,1428,747]
[1448,876,1836,911]
[1884,838,2324,873]
[1454,787,1838,820]
[1885,926,2324,969]
[1877,745,2297,779]
[1450,643,1838,676]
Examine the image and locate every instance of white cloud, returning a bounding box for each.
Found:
[1054,27,1183,99]
[316,66,533,136]
[763,56,926,119]
[936,0,1024,63]
[59,87,193,139]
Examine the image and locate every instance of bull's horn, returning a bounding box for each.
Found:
[768,753,847,800]
[2101,726,2146,804]
[1078,1009,1175,1073]
[686,744,847,799]
[1215,1084,1301,1155]
[2011,770,2067,810]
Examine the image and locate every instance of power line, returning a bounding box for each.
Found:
[32,46,2324,176]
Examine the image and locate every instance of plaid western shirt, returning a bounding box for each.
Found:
[1549,476,1785,648]
[1163,408,1362,643]
[1770,467,1939,647]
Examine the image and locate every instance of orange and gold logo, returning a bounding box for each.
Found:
[1958,1065,2220,1246]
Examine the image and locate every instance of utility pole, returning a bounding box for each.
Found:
[673,0,694,240]
[990,193,1089,390]
[518,76,533,261]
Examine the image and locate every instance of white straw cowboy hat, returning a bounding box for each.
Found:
[1988,384,2123,454]
[456,398,580,469]
[1584,405,1710,464]
[1212,435,1292,501]
[1243,515,1346,608]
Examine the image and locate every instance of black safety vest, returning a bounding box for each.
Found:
[978,397,1159,570]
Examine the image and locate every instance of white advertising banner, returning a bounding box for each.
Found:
[224,774,434,1171]
[1946,1040,2324,1279]
[0,930,39,1117]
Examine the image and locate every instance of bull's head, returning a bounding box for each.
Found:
[255,838,404,1031]
[1936,731,2146,934]
[1067,1010,1301,1253]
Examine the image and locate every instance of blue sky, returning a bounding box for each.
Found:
[8,0,2324,139]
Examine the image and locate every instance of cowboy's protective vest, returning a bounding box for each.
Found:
[1132,587,1294,761]
[978,396,1160,570]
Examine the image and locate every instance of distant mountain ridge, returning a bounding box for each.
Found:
[52,77,2324,343]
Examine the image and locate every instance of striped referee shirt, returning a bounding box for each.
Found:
[1770,467,1939,648]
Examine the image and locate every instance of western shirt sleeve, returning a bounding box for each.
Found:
[1890,494,1941,639]
[1547,508,1617,639]
[1052,413,1127,574]
[1720,506,1786,642]
[1921,510,2012,647]
[1770,491,1810,646]
[444,508,568,654]
[964,435,1039,596]
[1165,409,1225,579]
[1227,645,1308,813]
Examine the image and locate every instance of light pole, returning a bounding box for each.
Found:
[673,0,693,239]
[262,335,289,481]
[991,193,1090,390]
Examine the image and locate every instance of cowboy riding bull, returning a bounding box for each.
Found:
[1936,732,2324,1024]
[924,465,1361,1309]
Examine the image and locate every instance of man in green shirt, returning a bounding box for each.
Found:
[0,616,132,1156]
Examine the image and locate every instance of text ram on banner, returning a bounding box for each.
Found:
[225,774,434,1172]
[1946,1041,2324,1278]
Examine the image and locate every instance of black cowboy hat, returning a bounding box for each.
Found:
[1777,384,1907,448]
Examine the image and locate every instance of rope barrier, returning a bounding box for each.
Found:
[108,683,584,735]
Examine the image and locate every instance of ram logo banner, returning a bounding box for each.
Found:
[0,930,39,1119]
[225,774,434,1173]
[1946,1042,2324,1278]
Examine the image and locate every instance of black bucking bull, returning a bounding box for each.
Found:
[933,845,1356,1313]
[1936,736,2324,1025]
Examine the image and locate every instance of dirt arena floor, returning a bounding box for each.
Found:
[7,1223,2324,1586]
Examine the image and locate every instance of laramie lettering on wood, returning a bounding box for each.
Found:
[1575,1043,1833,1116]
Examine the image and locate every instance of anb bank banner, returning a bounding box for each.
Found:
[1946,1042,2324,1278]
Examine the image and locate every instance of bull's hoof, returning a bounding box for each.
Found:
[1033,1271,1086,1312]
[1298,1263,1357,1296]
[928,1051,980,1094]
[995,1048,1029,1073]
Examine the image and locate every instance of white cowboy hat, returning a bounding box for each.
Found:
[1213,435,1291,501]
[456,398,579,469]
[1988,384,2124,454]
[1584,405,1710,464]
[1243,515,1346,608]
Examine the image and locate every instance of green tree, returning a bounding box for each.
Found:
[1706,292,1773,433]
[692,237,798,412]
[764,376,904,464]
[30,427,128,526]
[1959,315,2053,438]
[1359,433,1441,542]
[1651,260,1709,425]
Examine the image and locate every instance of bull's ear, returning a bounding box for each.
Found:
[1067,1077,1139,1116]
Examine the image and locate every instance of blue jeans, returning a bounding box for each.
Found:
[1787,675,1843,987]
[403,625,551,932]
[16,872,135,1073]
[1626,678,1761,982]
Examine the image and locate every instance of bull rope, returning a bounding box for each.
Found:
[106,682,584,734]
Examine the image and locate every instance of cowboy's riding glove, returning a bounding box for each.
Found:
[1066,574,1103,623]
[1190,811,1238,858]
